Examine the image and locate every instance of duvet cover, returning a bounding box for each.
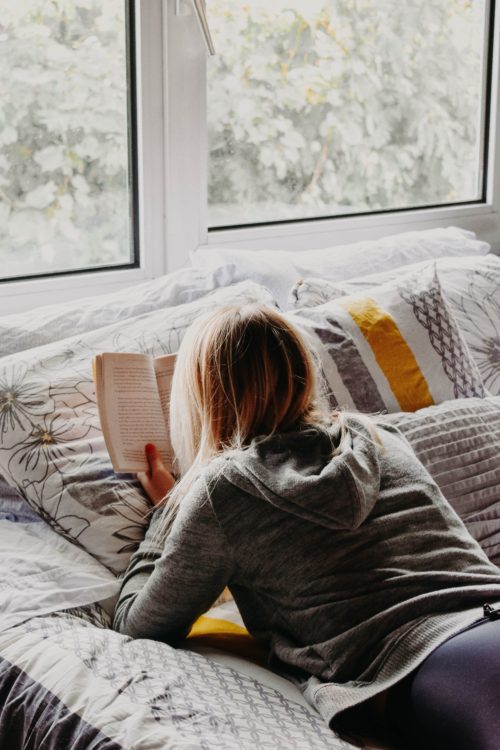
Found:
[0,604,349,750]
[0,520,349,750]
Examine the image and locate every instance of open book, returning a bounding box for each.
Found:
[94,352,177,473]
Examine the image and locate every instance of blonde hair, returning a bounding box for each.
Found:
[153,304,376,539]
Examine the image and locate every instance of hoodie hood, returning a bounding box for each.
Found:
[220,416,381,531]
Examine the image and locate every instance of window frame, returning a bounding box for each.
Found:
[0,0,166,315]
[195,0,500,255]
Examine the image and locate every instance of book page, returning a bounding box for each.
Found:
[154,353,177,471]
[95,352,172,473]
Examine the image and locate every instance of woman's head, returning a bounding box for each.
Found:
[170,304,325,474]
[154,304,380,539]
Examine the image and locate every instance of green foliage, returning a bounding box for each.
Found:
[0,0,130,276]
[0,0,486,269]
[207,0,485,225]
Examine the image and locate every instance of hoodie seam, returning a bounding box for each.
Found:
[339,462,362,529]
[203,476,238,573]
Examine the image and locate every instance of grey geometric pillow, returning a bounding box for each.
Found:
[288,255,500,396]
[382,396,500,567]
[288,265,486,414]
[0,281,276,574]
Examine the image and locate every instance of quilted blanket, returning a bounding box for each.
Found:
[0,604,350,749]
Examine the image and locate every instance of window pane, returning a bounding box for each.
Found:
[0,0,134,280]
[207,0,488,228]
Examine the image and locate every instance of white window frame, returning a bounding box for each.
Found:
[0,0,167,315]
[1,0,499,315]
[168,0,500,259]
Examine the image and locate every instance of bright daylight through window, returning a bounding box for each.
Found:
[0,1,134,281]
[207,0,491,228]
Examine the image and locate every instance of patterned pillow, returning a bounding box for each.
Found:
[288,265,486,413]
[188,599,266,666]
[0,263,245,510]
[0,281,275,574]
[289,254,500,396]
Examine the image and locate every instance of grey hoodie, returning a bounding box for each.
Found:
[113,417,500,729]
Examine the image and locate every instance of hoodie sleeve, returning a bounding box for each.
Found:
[113,479,233,644]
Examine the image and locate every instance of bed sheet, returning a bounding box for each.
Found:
[0,519,353,749]
[0,520,119,631]
[0,484,40,523]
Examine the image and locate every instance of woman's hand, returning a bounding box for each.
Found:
[137,443,176,507]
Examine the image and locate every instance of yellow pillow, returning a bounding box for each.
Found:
[188,599,268,667]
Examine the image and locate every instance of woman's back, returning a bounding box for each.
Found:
[115,413,500,728]
[208,416,500,687]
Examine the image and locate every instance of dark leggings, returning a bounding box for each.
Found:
[386,618,500,750]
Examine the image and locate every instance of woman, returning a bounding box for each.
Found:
[113,304,500,750]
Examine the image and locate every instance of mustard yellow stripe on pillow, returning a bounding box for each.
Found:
[187,615,268,666]
[188,615,249,638]
[339,296,434,411]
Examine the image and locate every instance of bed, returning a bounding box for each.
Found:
[0,226,499,749]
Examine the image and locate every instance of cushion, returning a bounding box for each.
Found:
[0,281,275,574]
[0,264,243,358]
[289,265,486,413]
[289,254,500,396]
[192,226,490,308]
[0,264,246,509]
[382,396,500,566]
[188,599,266,666]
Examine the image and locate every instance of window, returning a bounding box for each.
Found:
[206,0,493,229]
[0,0,137,281]
[1,0,498,314]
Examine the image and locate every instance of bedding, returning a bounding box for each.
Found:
[193,226,490,308]
[0,281,276,574]
[289,254,500,396]
[0,229,497,750]
[0,264,245,358]
[0,519,350,750]
[383,396,500,566]
[0,606,350,750]
[0,520,118,632]
[288,264,485,412]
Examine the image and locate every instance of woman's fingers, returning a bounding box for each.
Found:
[138,443,176,506]
[145,442,162,473]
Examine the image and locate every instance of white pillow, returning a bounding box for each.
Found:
[0,264,243,358]
[192,227,489,308]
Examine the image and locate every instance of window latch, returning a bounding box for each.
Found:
[175,0,216,56]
